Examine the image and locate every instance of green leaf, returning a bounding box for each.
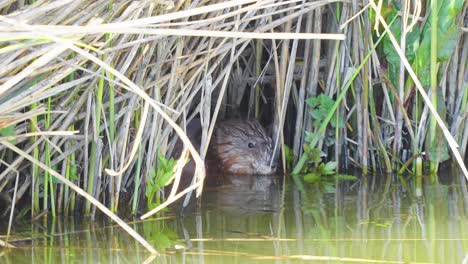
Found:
[381,8,420,86]
[306,95,344,129]
[146,152,178,210]
[0,125,16,144]
[157,170,175,188]
[158,153,168,168]
[310,148,324,163]
[307,95,334,127]
[413,0,463,87]
[320,161,337,175]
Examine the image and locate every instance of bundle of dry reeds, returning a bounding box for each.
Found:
[0,0,467,253]
[0,0,348,252]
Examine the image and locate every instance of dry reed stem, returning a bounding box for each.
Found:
[2,24,347,40]
[0,239,15,249]
[0,130,78,141]
[3,0,454,245]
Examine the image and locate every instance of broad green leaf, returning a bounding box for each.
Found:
[306,95,344,128]
[413,0,463,87]
[310,148,324,163]
[381,7,420,86]
[320,161,337,175]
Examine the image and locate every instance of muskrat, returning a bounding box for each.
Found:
[211,120,276,175]
[172,119,276,176]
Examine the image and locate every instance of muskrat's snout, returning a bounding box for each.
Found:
[269,160,278,173]
[253,139,277,174]
[254,161,277,175]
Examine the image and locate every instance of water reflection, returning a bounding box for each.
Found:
[1,174,468,263]
[203,174,281,215]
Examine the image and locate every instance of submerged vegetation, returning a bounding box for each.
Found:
[0,0,467,254]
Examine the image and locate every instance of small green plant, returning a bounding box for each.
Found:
[301,131,339,183]
[294,95,355,185]
[145,152,177,210]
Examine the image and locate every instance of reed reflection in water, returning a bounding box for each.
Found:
[1,174,468,263]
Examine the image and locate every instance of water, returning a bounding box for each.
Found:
[1,174,468,263]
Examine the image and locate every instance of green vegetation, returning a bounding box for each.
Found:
[145,153,176,211]
[292,94,352,183]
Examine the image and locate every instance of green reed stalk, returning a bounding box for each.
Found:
[333,34,342,166]
[66,54,76,215]
[42,168,48,217]
[131,106,142,214]
[63,134,77,215]
[45,97,56,219]
[86,32,112,215]
[412,77,421,174]
[64,151,71,215]
[108,76,115,144]
[105,32,117,212]
[85,74,104,215]
[69,148,77,213]
[107,33,115,149]
[132,145,143,215]
[428,0,439,177]
[30,102,40,216]
[362,40,369,175]
[123,107,139,212]
[458,70,468,139]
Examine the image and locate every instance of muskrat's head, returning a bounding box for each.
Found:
[213,120,276,175]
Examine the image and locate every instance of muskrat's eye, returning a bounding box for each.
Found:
[248,142,255,148]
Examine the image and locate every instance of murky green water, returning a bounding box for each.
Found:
[2,174,468,263]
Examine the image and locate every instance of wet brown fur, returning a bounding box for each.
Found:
[210,120,275,175]
[172,119,275,177]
